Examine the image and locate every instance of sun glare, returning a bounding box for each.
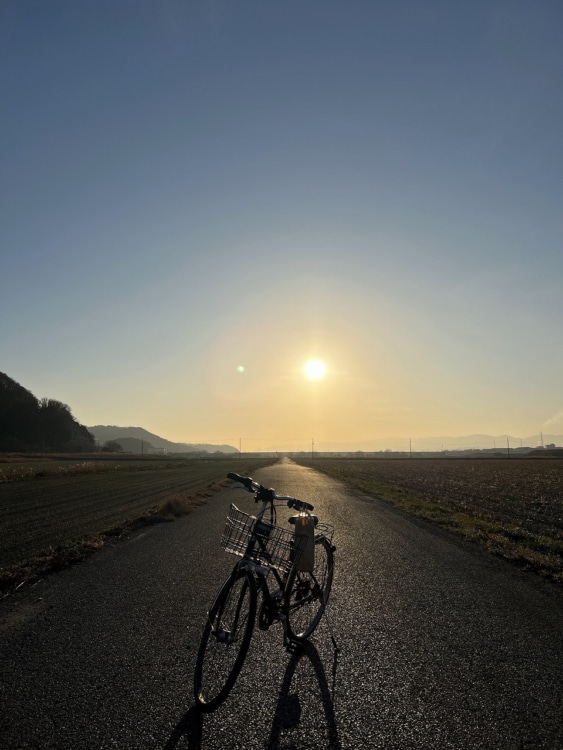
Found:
[304,359,326,380]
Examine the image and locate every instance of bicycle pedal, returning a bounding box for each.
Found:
[258,601,278,631]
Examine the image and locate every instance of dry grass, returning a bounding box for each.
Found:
[157,481,227,517]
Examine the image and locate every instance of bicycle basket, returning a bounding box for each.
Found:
[221,504,306,574]
[315,522,335,543]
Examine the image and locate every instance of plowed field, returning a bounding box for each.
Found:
[303,457,563,536]
[297,457,563,581]
[0,458,271,578]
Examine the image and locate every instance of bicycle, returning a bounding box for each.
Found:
[193,472,337,712]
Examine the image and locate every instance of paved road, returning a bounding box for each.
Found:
[1,460,562,749]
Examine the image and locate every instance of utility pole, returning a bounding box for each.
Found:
[311,437,314,460]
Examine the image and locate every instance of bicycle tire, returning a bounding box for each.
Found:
[284,536,334,641]
[194,568,257,712]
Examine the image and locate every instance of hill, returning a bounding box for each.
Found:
[87,425,237,454]
[0,372,95,452]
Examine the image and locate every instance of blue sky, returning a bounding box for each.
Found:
[2,0,562,451]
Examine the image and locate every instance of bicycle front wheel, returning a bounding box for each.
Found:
[284,536,334,641]
[194,568,257,712]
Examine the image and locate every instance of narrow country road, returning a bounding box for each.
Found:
[1,460,562,749]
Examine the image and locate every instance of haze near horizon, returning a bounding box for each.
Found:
[2,1,563,453]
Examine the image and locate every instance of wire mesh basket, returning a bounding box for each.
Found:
[315,522,335,543]
[221,504,306,574]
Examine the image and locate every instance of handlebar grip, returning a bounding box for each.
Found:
[287,498,314,512]
[227,472,254,490]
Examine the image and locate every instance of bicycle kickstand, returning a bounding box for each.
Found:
[322,608,339,652]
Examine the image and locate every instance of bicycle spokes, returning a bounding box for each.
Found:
[290,575,320,604]
[194,570,257,712]
[284,537,334,642]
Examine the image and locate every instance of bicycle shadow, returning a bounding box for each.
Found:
[162,706,203,750]
[266,639,341,750]
[162,641,339,750]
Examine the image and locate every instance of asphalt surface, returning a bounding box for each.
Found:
[1,459,562,749]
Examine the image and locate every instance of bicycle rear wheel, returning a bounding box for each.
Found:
[194,568,257,712]
[284,536,334,641]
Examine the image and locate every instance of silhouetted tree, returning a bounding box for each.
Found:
[38,399,74,450]
[102,440,123,453]
[0,372,96,452]
[0,372,40,450]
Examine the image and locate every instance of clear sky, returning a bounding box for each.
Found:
[2,0,562,452]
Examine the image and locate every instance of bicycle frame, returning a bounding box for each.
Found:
[194,472,337,712]
[234,496,296,644]
[225,491,335,650]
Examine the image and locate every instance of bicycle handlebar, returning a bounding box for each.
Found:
[227,472,257,491]
[286,496,315,512]
[227,472,314,512]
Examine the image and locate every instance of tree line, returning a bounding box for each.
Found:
[0,372,96,452]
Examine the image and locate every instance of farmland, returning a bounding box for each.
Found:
[297,456,563,582]
[2,454,563,593]
[0,455,272,592]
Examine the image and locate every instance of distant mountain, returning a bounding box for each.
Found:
[313,434,563,452]
[87,425,237,454]
[398,433,562,451]
[107,437,157,453]
[416,433,563,450]
[87,427,562,455]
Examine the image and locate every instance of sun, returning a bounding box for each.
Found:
[304,359,326,380]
